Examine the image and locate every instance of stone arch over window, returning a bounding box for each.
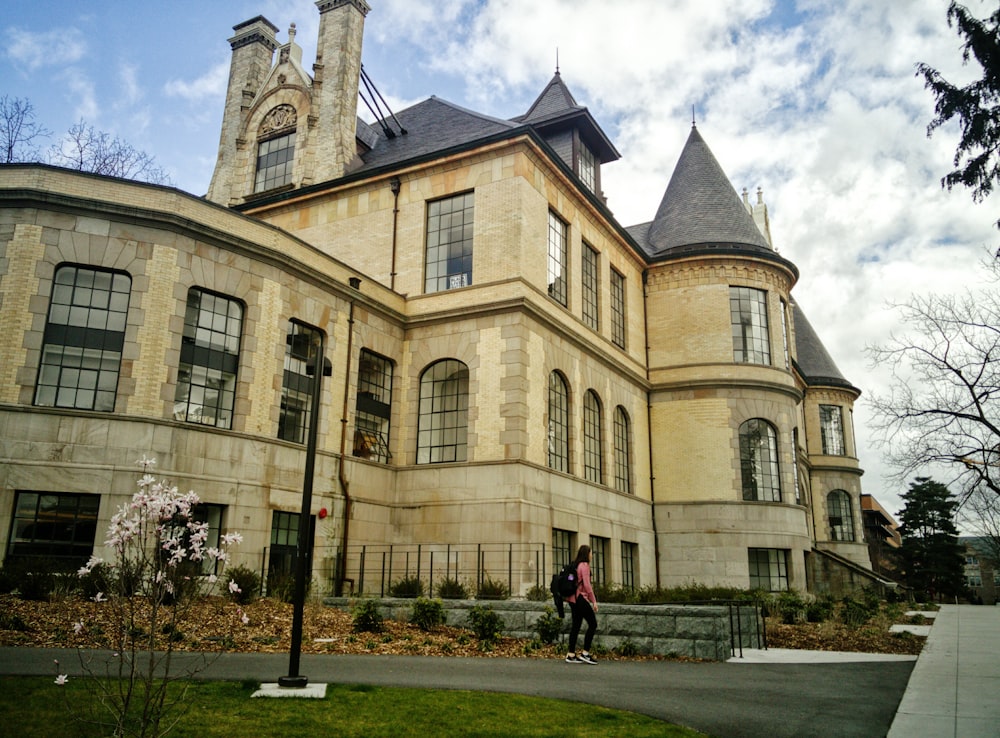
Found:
[739,418,781,502]
[548,370,570,473]
[828,489,855,542]
[254,104,298,193]
[416,359,468,464]
[583,389,603,484]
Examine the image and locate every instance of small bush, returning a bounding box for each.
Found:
[525,584,549,601]
[0,566,19,594]
[351,599,384,633]
[615,638,641,657]
[436,577,468,599]
[78,562,112,600]
[476,577,509,600]
[593,583,635,604]
[225,565,261,605]
[840,596,876,628]
[266,571,297,603]
[776,591,807,624]
[410,597,445,631]
[534,605,564,644]
[806,596,835,623]
[0,611,30,632]
[19,571,55,602]
[389,575,424,599]
[466,604,504,646]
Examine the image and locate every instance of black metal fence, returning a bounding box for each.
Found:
[258,542,550,598]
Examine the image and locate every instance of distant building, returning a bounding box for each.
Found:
[961,537,999,605]
[0,2,885,596]
[860,494,902,578]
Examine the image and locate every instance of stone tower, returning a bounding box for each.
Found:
[206,0,370,206]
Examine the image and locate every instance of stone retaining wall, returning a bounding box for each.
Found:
[322,597,763,661]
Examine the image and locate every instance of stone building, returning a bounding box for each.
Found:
[0,0,882,596]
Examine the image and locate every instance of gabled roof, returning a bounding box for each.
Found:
[645,125,772,257]
[792,301,858,392]
[512,72,619,163]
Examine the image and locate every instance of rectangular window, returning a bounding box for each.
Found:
[967,574,982,588]
[7,491,100,568]
[578,142,596,192]
[552,528,575,573]
[582,244,600,331]
[183,504,224,575]
[780,298,790,369]
[610,268,626,349]
[748,548,789,591]
[820,405,846,455]
[268,510,314,581]
[354,349,393,463]
[278,321,322,444]
[792,428,801,505]
[547,210,568,306]
[34,265,131,412]
[621,541,637,590]
[173,288,242,429]
[255,131,296,192]
[730,286,770,364]
[589,536,608,586]
[425,193,474,293]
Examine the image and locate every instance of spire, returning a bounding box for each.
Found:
[646,126,772,255]
[520,71,580,123]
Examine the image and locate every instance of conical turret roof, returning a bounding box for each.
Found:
[646,126,772,256]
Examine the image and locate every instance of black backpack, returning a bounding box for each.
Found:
[550,562,579,598]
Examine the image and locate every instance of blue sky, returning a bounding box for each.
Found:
[3,0,999,523]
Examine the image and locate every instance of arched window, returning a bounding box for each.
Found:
[828,490,855,542]
[254,105,297,192]
[416,359,468,464]
[548,371,570,472]
[613,406,633,494]
[739,419,781,502]
[583,390,603,484]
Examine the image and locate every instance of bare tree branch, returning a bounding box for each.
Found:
[0,95,51,163]
[48,121,170,185]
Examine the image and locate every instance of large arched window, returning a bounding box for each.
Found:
[416,359,468,464]
[739,419,781,502]
[254,105,297,192]
[583,390,603,484]
[828,490,855,542]
[613,406,633,494]
[548,371,570,472]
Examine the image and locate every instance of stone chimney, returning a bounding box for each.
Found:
[207,16,278,204]
[311,0,370,179]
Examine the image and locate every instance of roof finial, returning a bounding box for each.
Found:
[691,105,697,128]
[555,47,560,75]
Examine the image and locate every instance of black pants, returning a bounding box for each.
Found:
[568,598,597,652]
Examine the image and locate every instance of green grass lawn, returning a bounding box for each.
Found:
[1,677,707,737]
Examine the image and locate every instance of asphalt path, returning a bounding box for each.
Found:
[0,648,913,738]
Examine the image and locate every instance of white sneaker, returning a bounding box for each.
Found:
[578,653,597,665]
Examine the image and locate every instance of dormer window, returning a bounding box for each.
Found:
[578,142,596,192]
[254,105,297,193]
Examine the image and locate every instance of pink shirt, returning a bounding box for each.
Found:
[565,561,596,606]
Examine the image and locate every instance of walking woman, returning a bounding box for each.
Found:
[564,544,598,664]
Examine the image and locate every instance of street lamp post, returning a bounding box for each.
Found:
[279,332,332,689]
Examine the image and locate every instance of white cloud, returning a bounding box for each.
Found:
[165,61,230,101]
[4,26,87,71]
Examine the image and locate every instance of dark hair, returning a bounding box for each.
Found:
[573,545,591,565]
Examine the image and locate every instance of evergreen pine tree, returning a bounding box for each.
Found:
[897,477,966,600]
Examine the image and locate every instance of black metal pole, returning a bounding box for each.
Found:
[279,334,328,689]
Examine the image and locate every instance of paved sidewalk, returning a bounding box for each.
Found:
[888,604,1000,738]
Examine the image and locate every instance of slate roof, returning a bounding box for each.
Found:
[792,301,857,391]
[644,125,773,257]
[517,72,581,124]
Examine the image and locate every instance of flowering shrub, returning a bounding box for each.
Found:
[61,457,244,738]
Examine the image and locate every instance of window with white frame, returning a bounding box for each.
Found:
[547,211,568,306]
[739,419,781,502]
[820,405,846,455]
[613,406,633,495]
[416,359,469,464]
[173,288,242,429]
[748,548,789,591]
[548,371,570,473]
[34,264,131,412]
[583,390,603,484]
[827,490,855,542]
[425,192,474,293]
[730,286,770,365]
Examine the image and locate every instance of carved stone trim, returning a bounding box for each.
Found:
[260,105,297,136]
